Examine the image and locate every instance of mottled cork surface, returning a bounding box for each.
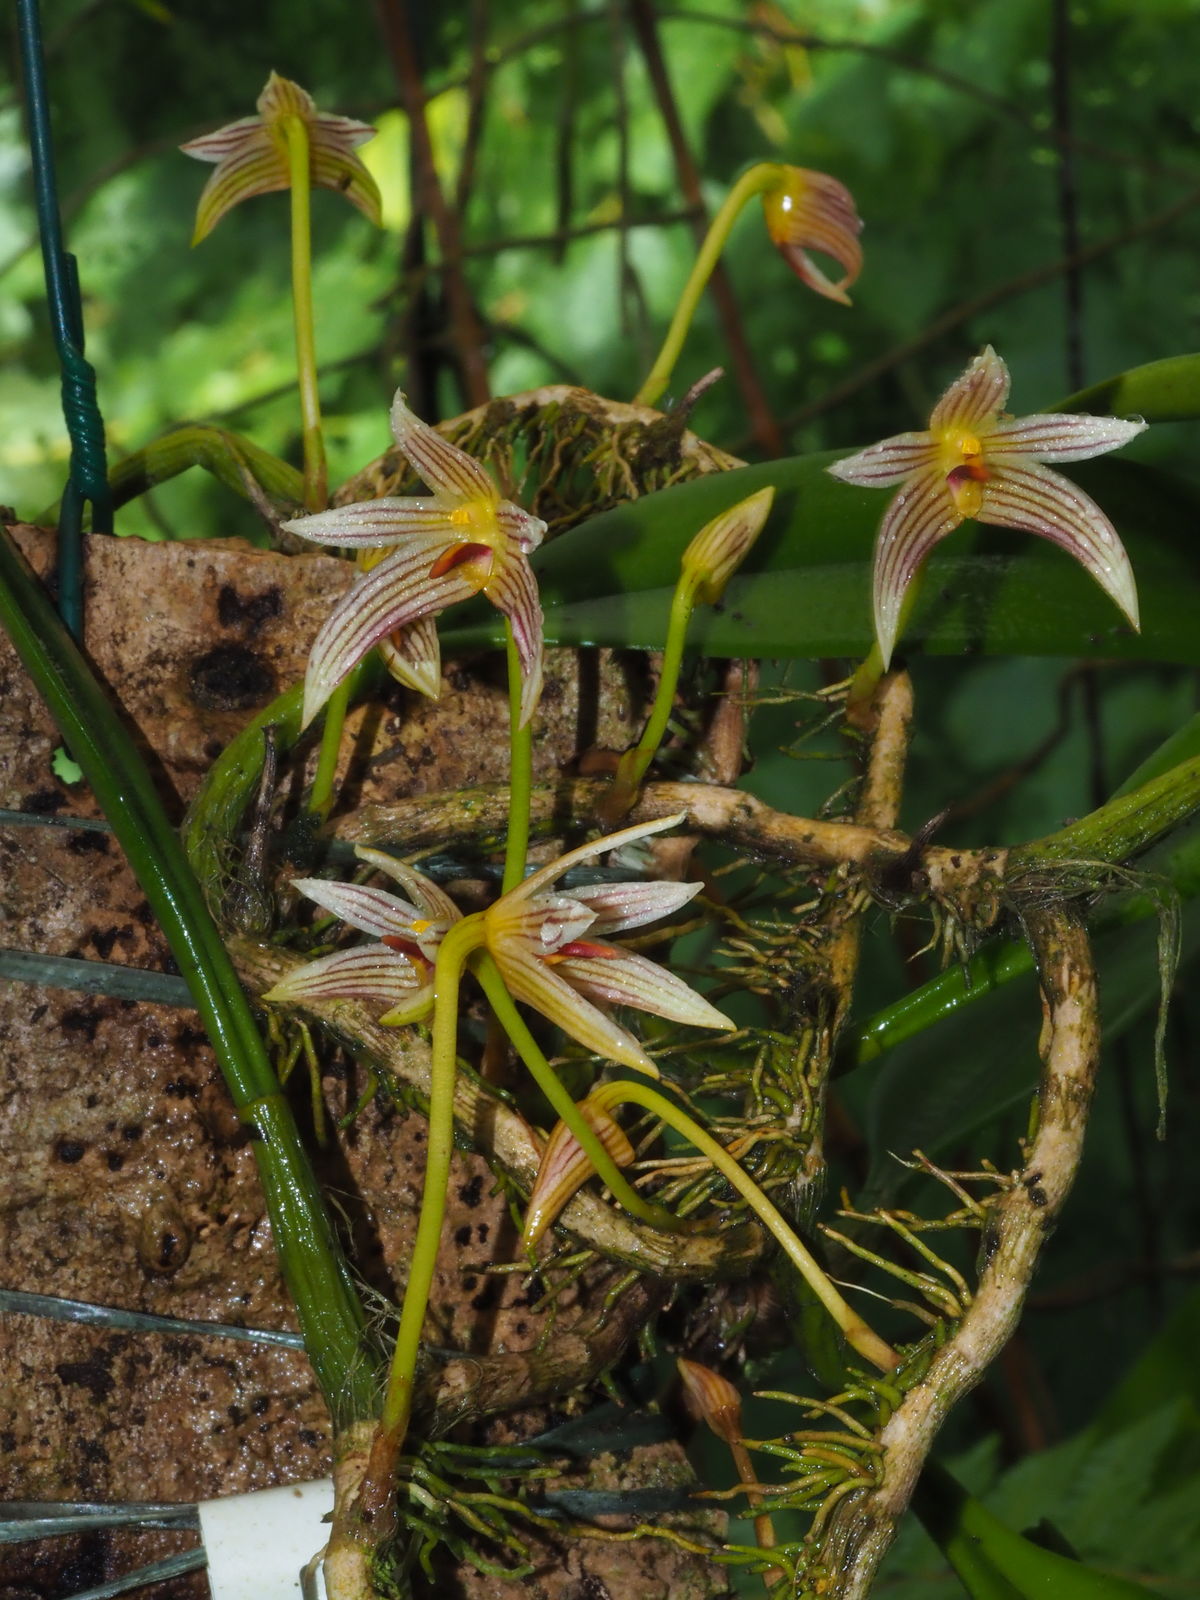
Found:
[0,526,728,1600]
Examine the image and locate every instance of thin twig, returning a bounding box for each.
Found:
[374,0,491,408]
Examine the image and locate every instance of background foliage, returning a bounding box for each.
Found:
[4,0,1200,1593]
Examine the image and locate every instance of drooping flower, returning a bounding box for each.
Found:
[181,71,382,244]
[827,346,1147,667]
[521,1085,637,1248]
[462,813,734,1076]
[761,164,863,306]
[283,392,547,729]
[261,847,456,1013]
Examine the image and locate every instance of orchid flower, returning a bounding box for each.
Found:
[261,847,456,1012]
[283,392,547,729]
[269,816,731,1071]
[181,71,381,243]
[465,812,734,1075]
[521,1086,637,1248]
[827,346,1147,667]
[760,164,863,306]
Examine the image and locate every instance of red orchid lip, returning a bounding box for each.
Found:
[546,939,622,962]
[428,541,493,580]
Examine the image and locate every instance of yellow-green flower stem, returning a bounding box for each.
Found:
[593,1080,899,1374]
[379,913,487,1449]
[634,163,782,410]
[847,569,926,716]
[280,114,327,514]
[502,619,532,894]
[308,677,351,821]
[473,953,684,1235]
[281,114,347,822]
[608,573,698,817]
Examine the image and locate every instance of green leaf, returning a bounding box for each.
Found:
[441,454,1200,665]
[1057,354,1200,423]
[916,1461,1169,1600]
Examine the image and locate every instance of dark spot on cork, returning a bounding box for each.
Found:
[67,829,110,855]
[60,1005,102,1042]
[89,927,120,960]
[454,1225,473,1247]
[55,1139,86,1164]
[217,583,283,629]
[21,788,67,814]
[298,1429,324,1448]
[138,1196,192,1275]
[165,1079,199,1098]
[106,1152,124,1171]
[56,1352,114,1402]
[188,644,275,711]
[471,1280,500,1312]
[458,1175,484,1209]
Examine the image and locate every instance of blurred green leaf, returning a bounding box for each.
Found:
[442,455,1200,664]
[1058,355,1200,424]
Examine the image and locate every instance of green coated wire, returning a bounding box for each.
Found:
[16,0,112,642]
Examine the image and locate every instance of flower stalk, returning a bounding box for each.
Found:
[608,488,774,815]
[634,162,861,409]
[572,1079,897,1373]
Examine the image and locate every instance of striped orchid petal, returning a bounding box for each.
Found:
[555,948,733,1032]
[289,876,425,941]
[482,814,729,1074]
[261,946,427,1007]
[492,936,659,1075]
[761,165,864,306]
[829,344,1147,665]
[980,462,1140,628]
[377,614,443,701]
[984,413,1147,462]
[264,849,453,1015]
[929,345,1011,433]
[484,550,545,728]
[827,432,940,489]
[181,72,381,243]
[566,878,703,935]
[872,465,959,668]
[522,1093,636,1248]
[283,501,454,547]
[389,393,498,506]
[302,546,480,726]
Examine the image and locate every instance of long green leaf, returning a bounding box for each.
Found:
[1056,353,1200,422]
[441,455,1200,664]
[916,1463,1168,1600]
[0,530,374,1417]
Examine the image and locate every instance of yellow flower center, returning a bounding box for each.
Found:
[940,429,988,519]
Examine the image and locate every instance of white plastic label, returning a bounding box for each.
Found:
[198,1479,335,1600]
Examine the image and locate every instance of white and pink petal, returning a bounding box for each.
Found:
[979,462,1140,628]
[555,948,733,1033]
[871,465,961,668]
[483,551,545,727]
[288,877,423,941]
[282,500,458,549]
[566,879,703,935]
[262,945,423,1006]
[827,432,940,489]
[493,941,658,1075]
[983,412,1147,463]
[389,392,498,506]
[929,346,1011,434]
[302,547,480,727]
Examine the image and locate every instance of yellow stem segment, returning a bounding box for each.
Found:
[634,163,782,409]
[595,1080,898,1373]
[379,914,487,1447]
[280,114,327,513]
